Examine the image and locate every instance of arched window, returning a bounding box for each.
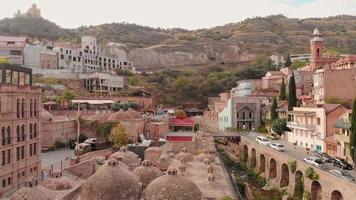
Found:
[29,124,33,139]
[21,125,25,141]
[1,127,5,145]
[33,123,37,138]
[21,99,25,118]
[249,112,252,118]
[242,112,245,119]
[16,125,20,142]
[30,99,33,117]
[16,99,20,118]
[34,99,37,117]
[7,127,11,145]
[317,48,320,57]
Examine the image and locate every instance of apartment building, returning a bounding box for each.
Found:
[80,72,124,94]
[0,36,28,65]
[0,64,41,197]
[24,42,58,69]
[287,104,346,153]
[333,110,352,161]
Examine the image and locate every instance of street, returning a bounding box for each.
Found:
[41,148,74,169]
[244,131,356,184]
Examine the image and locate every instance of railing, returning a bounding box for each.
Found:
[287,122,315,130]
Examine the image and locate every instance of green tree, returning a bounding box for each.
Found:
[288,73,297,111]
[291,60,306,69]
[279,78,286,100]
[350,99,356,164]
[272,119,287,135]
[285,53,292,67]
[271,97,278,121]
[174,110,187,119]
[110,123,129,147]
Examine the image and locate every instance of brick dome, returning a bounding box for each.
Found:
[156,153,170,171]
[196,149,216,163]
[81,159,141,200]
[175,147,193,162]
[11,178,53,200]
[109,146,141,170]
[143,167,202,200]
[133,160,163,189]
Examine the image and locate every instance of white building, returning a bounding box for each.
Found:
[218,99,232,131]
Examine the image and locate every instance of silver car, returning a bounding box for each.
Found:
[330,169,355,181]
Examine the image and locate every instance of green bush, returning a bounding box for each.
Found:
[288,160,297,173]
[257,125,268,134]
[54,139,66,149]
[220,196,234,200]
[305,167,319,180]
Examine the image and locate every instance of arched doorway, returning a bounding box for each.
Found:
[311,181,322,200]
[294,170,304,200]
[250,148,256,169]
[269,158,277,179]
[331,190,343,200]
[259,154,266,173]
[280,163,289,187]
[242,145,248,162]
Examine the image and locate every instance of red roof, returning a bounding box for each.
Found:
[170,117,195,126]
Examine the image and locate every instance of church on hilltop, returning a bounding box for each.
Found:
[14,3,41,18]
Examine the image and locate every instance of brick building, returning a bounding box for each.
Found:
[0,64,41,197]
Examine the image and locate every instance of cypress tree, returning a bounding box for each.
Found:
[285,53,292,67]
[288,73,297,111]
[350,99,356,164]
[271,97,278,121]
[279,78,286,100]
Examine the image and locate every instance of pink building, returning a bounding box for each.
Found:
[0,64,41,197]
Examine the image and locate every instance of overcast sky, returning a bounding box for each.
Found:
[1,0,356,29]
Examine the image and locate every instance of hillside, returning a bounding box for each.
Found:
[1,15,356,69]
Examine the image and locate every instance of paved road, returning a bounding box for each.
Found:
[41,148,74,168]
[243,131,356,184]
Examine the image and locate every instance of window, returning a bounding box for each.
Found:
[30,124,34,139]
[16,125,20,142]
[21,125,25,141]
[249,112,252,118]
[2,179,5,188]
[34,99,37,117]
[34,123,37,138]
[21,146,24,160]
[6,127,11,145]
[19,72,25,85]
[317,48,320,57]
[2,151,5,166]
[12,71,19,85]
[21,99,25,118]
[242,112,245,119]
[16,99,20,118]
[34,143,37,155]
[6,70,11,83]
[16,147,19,161]
[30,144,32,156]
[7,150,10,164]
[30,99,33,117]
[1,127,5,145]
[317,118,321,125]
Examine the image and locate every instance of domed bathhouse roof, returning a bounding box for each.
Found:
[156,153,170,171]
[196,149,216,163]
[143,167,203,200]
[42,171,73,191]
[175,147,193,162]
[108,109,142,122]
[11,178,54,200]
[133,160,163,189]
[81,159,141,200]
[109,146,141,170]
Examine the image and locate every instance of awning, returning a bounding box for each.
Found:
[71,100,114,105]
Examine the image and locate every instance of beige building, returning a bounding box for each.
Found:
[80,72,124,94]
[0,64,41,197]
[333,110,352,161]
[0,36,28,65]
[287,104,346,154]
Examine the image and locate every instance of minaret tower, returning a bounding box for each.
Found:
[310,28,324,71]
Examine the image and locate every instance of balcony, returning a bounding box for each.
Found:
[287,121,316,130]
[335,133,349,143]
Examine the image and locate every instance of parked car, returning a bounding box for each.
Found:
[330,169,355,181]
[256,136,270,146]
[314,152,334,163]
[303,157,326,168]
[332,157,353,170]
[269,143,285,151]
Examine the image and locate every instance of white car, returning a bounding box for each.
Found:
[303,157,326,168]
[330,169,355,182]
[269,143,285,151]
[256,136,270,146]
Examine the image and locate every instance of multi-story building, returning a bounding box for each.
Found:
[24,43,58,69]
[202,93,230,131]
[313,67,356,104]
[231,79,261,97]
[231,97,261,130]
[287,104,346,153]
[333,110,352,161]
[80,72,124,94]
[0,36,28,65]
[0,64,41,197]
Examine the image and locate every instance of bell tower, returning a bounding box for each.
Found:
[310,28,324,71]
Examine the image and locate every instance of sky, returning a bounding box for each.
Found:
[0,0,356,30]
